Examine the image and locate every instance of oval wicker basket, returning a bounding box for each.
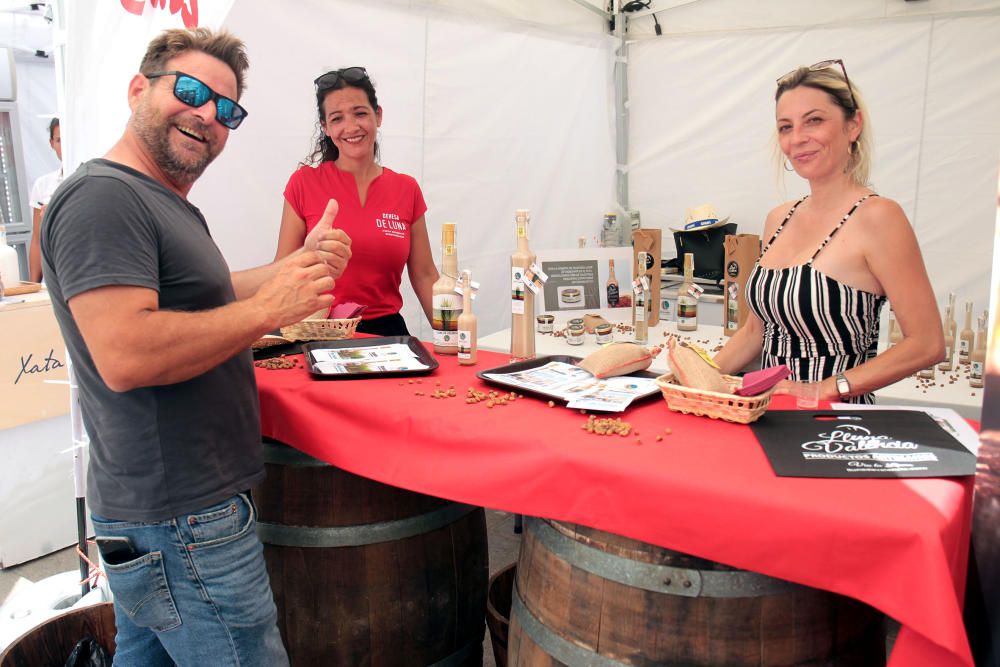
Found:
[655,373,775,424]
[280,317,361,342]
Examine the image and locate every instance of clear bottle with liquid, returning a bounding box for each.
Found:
[432,223,460,355]
[677,253,698,332]
[510,209,536,361]
[633,251,649,344]
[970,315,985,388]
[959,301,974,365]
[457,270,477,366]
[939,303,955,372]
[606,259,620,307]
[601,212,622,247]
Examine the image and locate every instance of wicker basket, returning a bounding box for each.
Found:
[280,317,361,342]
[655,373,775,424]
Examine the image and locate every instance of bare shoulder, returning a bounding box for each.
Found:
[763,199,800,237]
[856,195,913,239]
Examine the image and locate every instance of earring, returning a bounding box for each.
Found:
[783,159,795,172]
[848,141,857,155]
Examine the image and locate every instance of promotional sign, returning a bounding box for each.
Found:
[541,260,599,311]
[750,410,976,479]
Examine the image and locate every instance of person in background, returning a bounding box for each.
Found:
[28,117,62,282]
[714,60,943,403]
[41,28,351,665]
[275,67,437,336]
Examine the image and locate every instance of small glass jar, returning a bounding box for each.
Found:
[536,314,554,334]
[595,323,613,344]
[566,323,585,345]
[568,317,584,329]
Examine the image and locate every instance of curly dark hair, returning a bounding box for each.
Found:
[305,70,380,166]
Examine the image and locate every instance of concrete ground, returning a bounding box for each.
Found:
[2,510,896,666]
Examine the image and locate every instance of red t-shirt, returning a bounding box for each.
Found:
[284,162,427,320]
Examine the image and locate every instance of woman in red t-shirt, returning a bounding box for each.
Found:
[276,67,438,336]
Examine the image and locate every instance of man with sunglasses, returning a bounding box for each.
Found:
[41,28,350,666]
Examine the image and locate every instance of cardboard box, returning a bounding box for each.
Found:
[723,234,761,336]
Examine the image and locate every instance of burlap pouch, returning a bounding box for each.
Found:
[582,313,610,334]
[666,338,728,393]
[578,342,654,379]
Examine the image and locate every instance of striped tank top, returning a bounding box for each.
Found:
[746,195,886,404]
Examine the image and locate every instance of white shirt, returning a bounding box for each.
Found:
[29,167,64,209]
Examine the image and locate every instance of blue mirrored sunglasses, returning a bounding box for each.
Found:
[145,71,248,130]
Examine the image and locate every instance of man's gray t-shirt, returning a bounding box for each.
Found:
[41,159,264,522]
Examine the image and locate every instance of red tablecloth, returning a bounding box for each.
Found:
[256,344,974,667]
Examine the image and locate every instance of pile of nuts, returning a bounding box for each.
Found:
[582,415,633,436]
[466,388,520,408]
[254,355,300,370]
[582,416,673,445]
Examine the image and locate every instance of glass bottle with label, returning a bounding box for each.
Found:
[959,301,974,365]
[627,209,641,241]
[601,212,621,248]
[432,223,460,355]
[677,253,698,332]
[939,303,955,371]
[606,258,619,307]
[457,270,477,366]
[510,209,536,361]
[970,315,985,388]
[633,252,649,344]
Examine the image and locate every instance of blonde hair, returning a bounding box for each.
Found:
[774,65,872,187]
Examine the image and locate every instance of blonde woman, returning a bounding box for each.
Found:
[714,60,942,403]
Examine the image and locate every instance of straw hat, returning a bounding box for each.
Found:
[671,204,730,233]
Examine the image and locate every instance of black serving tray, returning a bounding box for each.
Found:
[301,336,438,380]
[476,354,661,405]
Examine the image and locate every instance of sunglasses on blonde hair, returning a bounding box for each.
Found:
[777,59,857,111]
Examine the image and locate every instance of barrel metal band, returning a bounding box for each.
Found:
[427,637,481,667]
[258,503,478,547]
[512,585,626,667]
[262,439,328,467]
[526,517,802,598]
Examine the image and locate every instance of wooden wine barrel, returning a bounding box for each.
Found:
[0,602,116,666]
[486,563,517,667]
[509,518,886,666]
[253,438,488,666]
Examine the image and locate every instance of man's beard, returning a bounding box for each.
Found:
[132,99,220,187]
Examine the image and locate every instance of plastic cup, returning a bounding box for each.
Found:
[794,382,821,409]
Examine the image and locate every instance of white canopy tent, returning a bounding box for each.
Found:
[54,0,1000,338]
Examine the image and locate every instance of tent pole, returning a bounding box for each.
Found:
[614,1,628,212]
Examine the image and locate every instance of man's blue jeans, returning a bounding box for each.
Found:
[92,492,288,666]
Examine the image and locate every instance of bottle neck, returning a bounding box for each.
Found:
[462,279,472,313]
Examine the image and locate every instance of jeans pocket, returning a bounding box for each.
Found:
[186,493,254,548]
[186,496,243,544]
[103,552,181,633]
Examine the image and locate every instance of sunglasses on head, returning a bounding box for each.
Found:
[145,71,248,130]
[777,59,858,111]
[314,67,369,92]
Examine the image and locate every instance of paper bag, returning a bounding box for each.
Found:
[723,234,761,337]
[632,228,662,326]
